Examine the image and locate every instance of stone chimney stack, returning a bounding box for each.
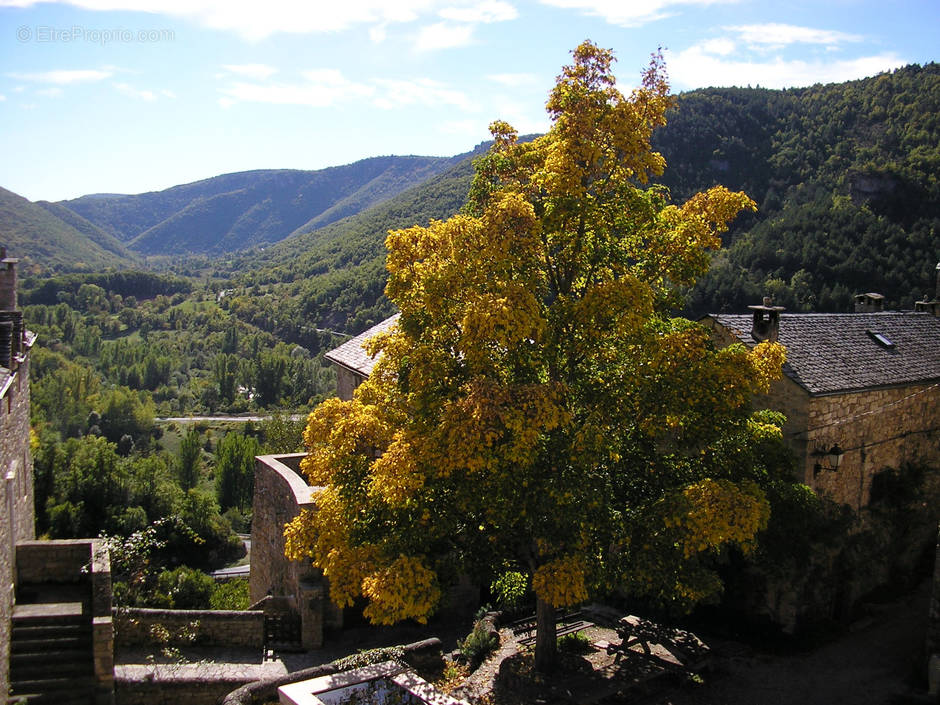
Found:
[914,262,940,317]
[0,247,18,311]
[0,248,23,368]
[854,292,884,313]
[748,297,785,343]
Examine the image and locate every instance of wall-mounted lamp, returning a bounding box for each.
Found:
[813,443,845,476]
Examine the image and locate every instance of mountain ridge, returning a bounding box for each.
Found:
[57,155,461,256]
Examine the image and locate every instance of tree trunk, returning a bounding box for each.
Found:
[534,596,557,673]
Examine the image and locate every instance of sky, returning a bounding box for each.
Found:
[0,0,936,203]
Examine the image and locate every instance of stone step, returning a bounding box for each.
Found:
[11,620,91,639]
[12,601,87,621]
[10,633,92,653]
[9,676,96,705]
[10,649,93,679]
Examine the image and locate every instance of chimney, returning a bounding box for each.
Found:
[914,262,940,317]
[0,247,18,311]
[748,297,785,343]
[854,292,884,313]
[0,249,22,368]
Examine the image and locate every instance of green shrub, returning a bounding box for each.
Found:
[557,631,592,653]
[490,570,528,610]
[458,622,499,670]
[157,566,214,609]
[210,578,250,610]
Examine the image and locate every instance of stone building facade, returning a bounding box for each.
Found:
[0,249,35,696]
[703,304,940,510]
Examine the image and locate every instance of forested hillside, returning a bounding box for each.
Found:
[215,141,490,334]
[0,187,137,271]
[210,64,938,343]
[655,63,939,314]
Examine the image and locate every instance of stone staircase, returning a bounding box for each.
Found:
[8,584,97,704]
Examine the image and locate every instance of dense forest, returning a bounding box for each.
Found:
[4,63,938,605]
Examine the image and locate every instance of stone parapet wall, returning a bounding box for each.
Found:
[807,383,939,509]
[250,453,316,605]
[250,453,334,648]
[16,539,95,584]
[114,607,264,648]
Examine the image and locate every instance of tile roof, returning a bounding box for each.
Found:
[324,314,400,378]
[706,312,940,395]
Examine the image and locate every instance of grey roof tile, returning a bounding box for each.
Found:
[707,312,940,395]
[324,314,399,377]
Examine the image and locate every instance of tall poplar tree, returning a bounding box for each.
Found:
[286,42,785,671]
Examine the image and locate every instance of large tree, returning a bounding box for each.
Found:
[286,41,785,671]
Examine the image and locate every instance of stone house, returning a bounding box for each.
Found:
[702,295,940,510]
[324,314,399,401]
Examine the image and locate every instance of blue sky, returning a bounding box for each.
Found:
[1,0,936,202]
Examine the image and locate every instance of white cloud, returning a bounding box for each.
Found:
[221,63,278,80]
[369,24,387,42]
[218,69,374,107]
[726,23,863,48]
[7,68,113,84]
[114,82,157,100]
[699,37,735,56]
[161,89,177,98]
[537,0,740,27]
[0,0,440,41]
[667,45,906,89]
[36,87,64,97]
[0,94,5,101]
[415,21,475,50]
[439,0,517,23]
[487,72,538,87]
[372,77,474,111]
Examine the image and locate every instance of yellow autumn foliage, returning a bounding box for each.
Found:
[663,478,771,558]
[361,555,442,625]
[532,556,589,608]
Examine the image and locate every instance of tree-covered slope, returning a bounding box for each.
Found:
[0,186,136,272]
[213,142,488,338]
[211,63,938,342]
[59,156,455,256]
[656,63,940,314]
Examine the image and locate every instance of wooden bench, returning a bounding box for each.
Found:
[514,611,593,646]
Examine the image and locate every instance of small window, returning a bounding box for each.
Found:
[865,329,895,349]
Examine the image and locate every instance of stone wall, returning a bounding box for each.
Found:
[114,608,264,648]
[250,453,336,649]
[803,384,940,509]
[335,366,363,402]
[0,337,34,697]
